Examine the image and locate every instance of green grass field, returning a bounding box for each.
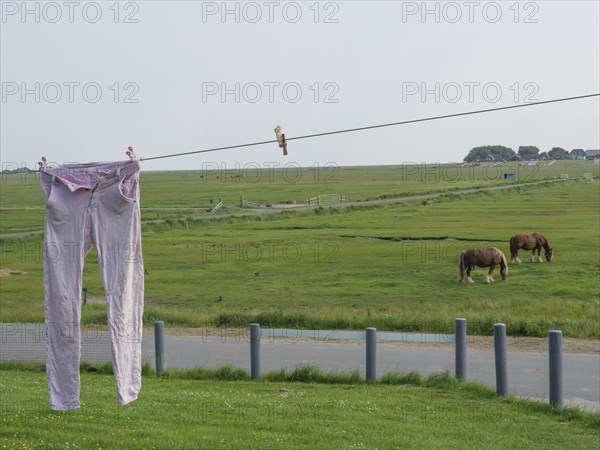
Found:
[0,160,595,233]
[1,162,599,337]
[1,365,598,449]
[2,163,599,449]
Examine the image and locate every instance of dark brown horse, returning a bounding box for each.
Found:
[458,248,508,284]
[509,233,553,263]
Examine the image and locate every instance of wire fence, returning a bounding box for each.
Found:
[1,323,114,364]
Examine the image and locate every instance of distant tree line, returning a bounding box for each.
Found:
[1,166,35,174]
[463,146,569,162]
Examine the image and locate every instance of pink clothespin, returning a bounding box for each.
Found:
[274,126,288,156]
[126,146,137,161]
[38,156,47,171]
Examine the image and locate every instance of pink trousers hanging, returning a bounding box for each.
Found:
[41,160,144,410]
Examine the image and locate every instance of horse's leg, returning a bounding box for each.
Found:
[467,265,474,284]
[529,250,535,263]
[537,246,543,263]
[486,265,495,283]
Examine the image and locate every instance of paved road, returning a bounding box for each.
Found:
[140,333,599,411]
[0,179,564,238]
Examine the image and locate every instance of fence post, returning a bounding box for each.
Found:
[549,330,563,407]
[250,323,261,380]
[366,327,377,382]
[154,320,165,376]
[455,318,466,381]
[494,323,508,396]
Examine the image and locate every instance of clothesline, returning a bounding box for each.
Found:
[139,93,599,162]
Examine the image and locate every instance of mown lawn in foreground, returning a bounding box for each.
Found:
[1,366,599,450]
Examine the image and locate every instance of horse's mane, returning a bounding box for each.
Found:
[497,248,508,267]
[533,232,551,250]
[541,235,551,250]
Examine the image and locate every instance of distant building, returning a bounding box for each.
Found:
[507,154,520,162]
[538,152,549,160]
[570,149,586,160]
[1,166,33,174]
[485,153,504,162]
[585,150,600,159]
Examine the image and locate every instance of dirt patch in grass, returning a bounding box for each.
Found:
[0,269,26,277]
[82,295,105,304]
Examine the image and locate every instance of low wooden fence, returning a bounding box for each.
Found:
[210,198,223,213]
[306,194,346,206]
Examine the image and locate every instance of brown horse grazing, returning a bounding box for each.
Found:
[458,248,508,284]
[509,233,553,263]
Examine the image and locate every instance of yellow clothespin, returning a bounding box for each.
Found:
[274,126,288,156]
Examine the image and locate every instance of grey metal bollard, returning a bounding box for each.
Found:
[366,327,377,382]
[494,323,508,396]
[250,323,261,380]
[455,318,466,381]
[154,320,165,376]
[549,330,563,407]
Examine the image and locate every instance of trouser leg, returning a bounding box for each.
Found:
[93,166,144,405]
[43,180,91,411]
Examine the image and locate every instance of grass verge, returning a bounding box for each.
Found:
[1,362,598,449]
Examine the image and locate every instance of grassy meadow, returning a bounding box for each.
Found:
[1,365,599,449]
[1,161,599,337]
[0,160,595,233]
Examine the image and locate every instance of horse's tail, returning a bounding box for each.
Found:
[458,250,466,282]
[509,235,517,260]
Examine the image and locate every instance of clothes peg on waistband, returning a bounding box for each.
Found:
[274,126,288,156]
[126,146,138,161]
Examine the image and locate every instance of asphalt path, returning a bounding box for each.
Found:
[140,332,599,412]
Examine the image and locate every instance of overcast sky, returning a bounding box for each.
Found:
[1,1,599,171]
